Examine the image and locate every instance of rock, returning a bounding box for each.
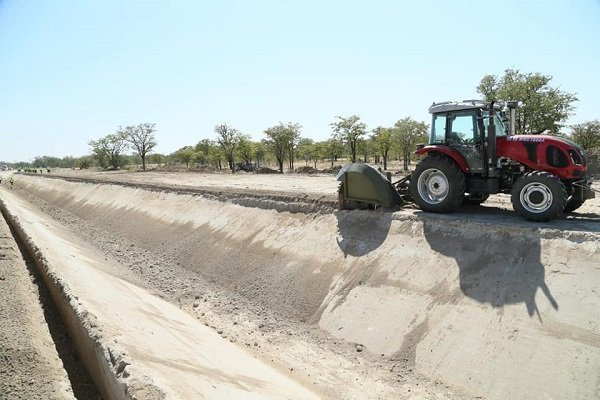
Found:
[356,344,364,352]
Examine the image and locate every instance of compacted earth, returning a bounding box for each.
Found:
[1,168,599,399]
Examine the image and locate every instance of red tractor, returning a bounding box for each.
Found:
[337,100,595,221]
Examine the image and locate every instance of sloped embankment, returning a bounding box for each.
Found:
[15,174,600,400]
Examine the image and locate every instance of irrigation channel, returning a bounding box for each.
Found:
[1,170,599,399]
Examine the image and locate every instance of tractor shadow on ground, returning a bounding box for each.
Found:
[458,203,600,233]
[335,210,392,257]
[420,215,558,320]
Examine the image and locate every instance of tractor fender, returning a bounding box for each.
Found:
[415,146,470,173]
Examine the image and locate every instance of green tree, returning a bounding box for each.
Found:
[254,141,268,168]
[330,115,366,163]
[372,126,393,170]
[60,156,77,169]
[477,69,578,134]
[194,139,214,165]
[393,118,428,171]
[208,146,225,169]
[32,156,61,168]
[287,124,301,170]
[324,138,344,167]
[146,153,166,166]
[236,136,255,166]
[215,123,242,172]
[264,122,301,172]
[570,120,600,150]
[355,138,368,163]
[171,146,196,168]
[312,141,328,168]
[89,132,129,169]
[76,156,92,169]
[122,123,157,171]
[296,138,315,166]
[570,119,600,150]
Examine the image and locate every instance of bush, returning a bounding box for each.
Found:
[295,166,319,174]
[255,166,279,174]
[587,149,599,177]
[321,165,343,174]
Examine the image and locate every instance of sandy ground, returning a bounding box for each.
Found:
[1,168,599,399]
[42,168,340,195]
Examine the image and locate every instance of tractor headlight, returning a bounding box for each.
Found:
[568,149,583,166]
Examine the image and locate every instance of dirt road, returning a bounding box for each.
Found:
[2,169,599,399]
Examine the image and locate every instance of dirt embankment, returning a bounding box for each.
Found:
[6,171,600,400]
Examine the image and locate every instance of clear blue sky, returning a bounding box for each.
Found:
[1,0,599,162]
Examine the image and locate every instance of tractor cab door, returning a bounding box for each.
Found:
[445,111,483,172]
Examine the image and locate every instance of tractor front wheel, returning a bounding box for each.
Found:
[511,171,567,221]
[409,155,465,213]
[564,189,586,213]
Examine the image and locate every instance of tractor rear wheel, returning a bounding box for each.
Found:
[511,171,567,221]
[409,154,465,213]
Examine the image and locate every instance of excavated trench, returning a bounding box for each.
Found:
[0,200,101,399]
[3,172,600,400]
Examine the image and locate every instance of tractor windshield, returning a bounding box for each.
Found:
[483,112,508,136]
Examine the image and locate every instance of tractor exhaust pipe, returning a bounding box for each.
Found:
[487,102,497,177]
[507,101,518,135]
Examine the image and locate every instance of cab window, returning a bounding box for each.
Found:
[431,114,446,144]
[483,113,507,137]
[448,112,478,144]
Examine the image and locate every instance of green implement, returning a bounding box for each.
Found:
[336,163,405,210]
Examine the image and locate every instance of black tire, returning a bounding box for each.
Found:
[564,189,585,213]
[409,154,465,213]
[511,171,567,222]
[463,193,489,206]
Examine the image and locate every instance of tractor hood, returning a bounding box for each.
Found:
[504,134,586,156]
[497,134,588,180]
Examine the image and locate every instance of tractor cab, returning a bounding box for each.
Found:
[427,100,512,174]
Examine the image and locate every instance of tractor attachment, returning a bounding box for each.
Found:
[336,163,408,210]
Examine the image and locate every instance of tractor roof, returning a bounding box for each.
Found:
[429,100,503,114]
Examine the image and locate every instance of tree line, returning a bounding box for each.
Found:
[85,116,429,173]
[14,70,600,172]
